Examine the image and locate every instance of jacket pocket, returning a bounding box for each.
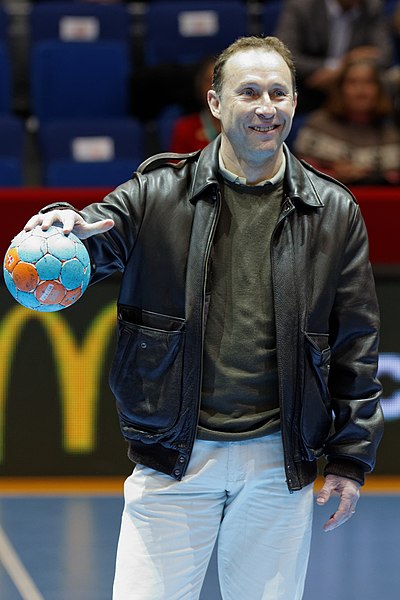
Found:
[300,332,332,459]
[109,308,185,433]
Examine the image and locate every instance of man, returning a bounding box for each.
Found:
[24,36,383,600]
[275,0,393,112]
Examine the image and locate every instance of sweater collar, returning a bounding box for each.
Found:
[190,136,324,208]
[218,152,286,187]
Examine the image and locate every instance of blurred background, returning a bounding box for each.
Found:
[0,1,399,599]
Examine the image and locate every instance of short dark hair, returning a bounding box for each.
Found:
[212,36,297,97]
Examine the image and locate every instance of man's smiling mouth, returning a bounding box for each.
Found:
[249,125,279,132]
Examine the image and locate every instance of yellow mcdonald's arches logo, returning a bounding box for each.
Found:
[0,303,116,462]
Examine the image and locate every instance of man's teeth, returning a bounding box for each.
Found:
[252,125,276,132]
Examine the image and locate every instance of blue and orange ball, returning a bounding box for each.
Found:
[3,225,91,311]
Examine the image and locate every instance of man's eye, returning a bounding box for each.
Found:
[242,88,255,97]
[272,89,287,99]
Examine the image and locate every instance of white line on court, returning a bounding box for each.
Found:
[0,524,45,600]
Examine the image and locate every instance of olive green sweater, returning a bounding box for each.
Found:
[198,177,284,441]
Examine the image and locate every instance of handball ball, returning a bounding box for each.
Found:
[3,225,91,312]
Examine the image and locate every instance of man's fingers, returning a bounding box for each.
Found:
[24,214,45,231]
[24,210,77,233]
[78,218,115,239]
[23,210,115,239]
[317,475,360,532]
[323,500,358,532]
[316,486,332,506]
[46,211,78,234]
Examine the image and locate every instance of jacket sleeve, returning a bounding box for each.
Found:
[81,178,147,284]
[41,176,146,284]
[324,203,383,484]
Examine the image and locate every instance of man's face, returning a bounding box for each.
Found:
[207,49,296,170]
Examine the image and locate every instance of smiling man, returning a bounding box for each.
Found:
[23,36,383,600]
[208,39,297,183]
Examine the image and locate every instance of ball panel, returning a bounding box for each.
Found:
[3,225,91,311]
[61,287,83,307]
[3,268,17,295]
[31,226,62,239]
[47,235,76,261]
[11,229,33,247]
[35,280,66,304]
[60,258,85,290]
[4,247,20,273]
[36,254,62,281]
[16,290,42,310]
[18,236,47,263]
[75,242,90,267]
[12,262,39,292]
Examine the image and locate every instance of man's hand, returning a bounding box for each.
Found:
[24,209,114,240]
[316,474,361,532]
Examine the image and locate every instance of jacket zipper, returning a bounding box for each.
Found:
[271,196,301,492]
[188,186,221,458]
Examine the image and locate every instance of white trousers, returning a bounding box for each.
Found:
[113,432,314,600]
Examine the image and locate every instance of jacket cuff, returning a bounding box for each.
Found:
[39,202,77,213]
[324,459,366,486]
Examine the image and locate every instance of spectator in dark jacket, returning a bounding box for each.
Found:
[276,0,393,111]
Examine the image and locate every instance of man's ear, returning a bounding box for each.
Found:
[293,92,298,113]
[207,90,221,120]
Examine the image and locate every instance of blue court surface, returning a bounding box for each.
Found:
[0,480,399,600]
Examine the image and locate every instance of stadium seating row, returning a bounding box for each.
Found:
[0,1,285,186]
[2,1,283,116]
[0,1,398,186]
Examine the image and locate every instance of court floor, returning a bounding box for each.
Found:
[0,477,399,600]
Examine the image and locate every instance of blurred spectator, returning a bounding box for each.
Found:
[276,0,393,112]
[293,57,400,185]
[170,56,220,153]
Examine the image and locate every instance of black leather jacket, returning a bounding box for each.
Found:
[50,138,383,491]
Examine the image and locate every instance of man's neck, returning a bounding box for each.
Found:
[219,151,286,187]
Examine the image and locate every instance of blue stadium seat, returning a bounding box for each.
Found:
[29,1,132,46]
[0,42,12,114]
[156,104,184,151]
[45,160,138,187]
[384,0,398,17]
[0,115,25,186]
[143,1,248,67]
[30,40,131,122]
[260,2,283,37]
[0,7,11,114]
[0,6,9,40]
[38,117,145,187]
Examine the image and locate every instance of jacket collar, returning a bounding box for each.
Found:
[190,135,324,209]
[283,145,325,208]
[189,137,221,202]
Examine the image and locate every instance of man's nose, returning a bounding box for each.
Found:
[255,94,276,116]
